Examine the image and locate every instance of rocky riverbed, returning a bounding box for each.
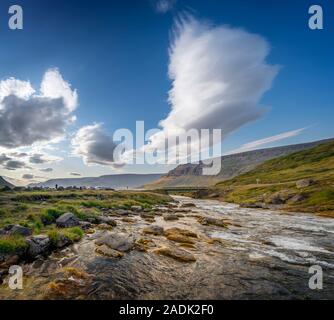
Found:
[0,196,333,300]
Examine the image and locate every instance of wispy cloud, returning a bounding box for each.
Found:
[229,128,306,154]
[155,0,176,13]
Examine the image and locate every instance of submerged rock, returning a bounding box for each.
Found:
[197,217,228,228]
[95,245,124,258]
[154,246,196,262]
[56,213,80,228]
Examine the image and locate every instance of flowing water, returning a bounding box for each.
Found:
[1,196,333,300]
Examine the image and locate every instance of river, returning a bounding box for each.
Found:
[1,196,333,299]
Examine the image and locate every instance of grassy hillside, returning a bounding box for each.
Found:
[203,141,334,217]
[145,138,333,189]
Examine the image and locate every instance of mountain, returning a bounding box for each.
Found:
[204,140,334,217]
[0,176,14,188]
[30,174,163,189]
[145,138,334,189]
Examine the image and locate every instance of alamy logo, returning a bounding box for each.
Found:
[308,5,323,30]
[8,265,23,290]
[308,265,323,290]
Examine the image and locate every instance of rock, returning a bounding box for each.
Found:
[6,225,33,237]
[54,234,72,248]
[197,217,228,228]
[96,216,117,227]
[166,233,195,244]
[154,246,196,262]
[79,221,92,230]
[135,237,156,251]
[193,190,209,199]
[56,213,80,228]
[163,214,179,221]
[143,225,164,236]
[115,209,131,216]
[164,228,197,244]
[181,203,196,208]
[288,194,307,204]
[97,223,113,230]
[296,178,314,189]
[164,228,198,238]
[122,217,135,223]
[95,232,135,252]
[140,212,155,219]
[27,235,51,258]
[269,194,286,205]
[95,245,124,258]
[130,206,143,212]
[239,202,264,209]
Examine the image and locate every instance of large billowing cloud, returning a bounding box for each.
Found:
[0,69,77,149]
[72,124,118,166]
[144,17,279,158]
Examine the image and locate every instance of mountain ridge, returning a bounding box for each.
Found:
[30,173,163,189]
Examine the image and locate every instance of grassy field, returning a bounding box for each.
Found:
[204,141,334,217]
[0,190,171,255]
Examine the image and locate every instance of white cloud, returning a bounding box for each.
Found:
[139,16,279,162]
[72,124,118,166]
[0,68,77,149]
[229,128,306,154]
[155,0,176,13]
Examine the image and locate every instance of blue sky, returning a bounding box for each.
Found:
[0,0,333,183]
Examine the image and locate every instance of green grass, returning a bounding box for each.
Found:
[0,235,28,255]
[47,227,85,246]
[208,141,334,216]
[0,190,172,235]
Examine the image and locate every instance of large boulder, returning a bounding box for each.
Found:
[5,225,33,237]
[56,213,80,228]
[95,233,135,252]
[296,179,314,189]
[27,235,51,258]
